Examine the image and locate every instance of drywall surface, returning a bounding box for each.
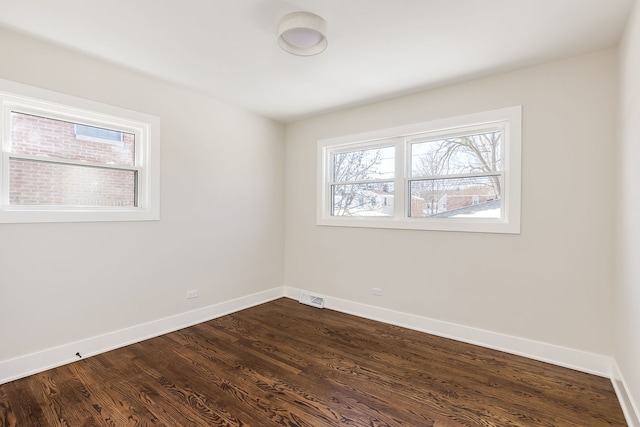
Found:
[0,27,284,361]
[616,0,640,420]
[284,48,618,356]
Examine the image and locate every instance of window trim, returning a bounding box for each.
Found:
[0,78,160,223]
[317,106,522,234]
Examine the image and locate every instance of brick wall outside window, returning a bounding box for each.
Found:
[8,112,137,207]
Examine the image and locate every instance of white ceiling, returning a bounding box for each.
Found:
[0,0,634,122]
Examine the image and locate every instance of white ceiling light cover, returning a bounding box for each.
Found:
[278,11,328,56]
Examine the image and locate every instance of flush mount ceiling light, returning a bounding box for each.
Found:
[278,11,328,56]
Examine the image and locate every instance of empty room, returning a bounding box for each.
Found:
[0,1,639,426]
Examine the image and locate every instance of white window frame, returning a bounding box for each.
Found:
[317,106,521,234]
[0,79,160,223]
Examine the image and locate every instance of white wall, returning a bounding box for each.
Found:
[284,49,618,357]
[616,0,640,421]
[0,28,284,363]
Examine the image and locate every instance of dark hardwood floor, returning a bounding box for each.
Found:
[0,298,626,426]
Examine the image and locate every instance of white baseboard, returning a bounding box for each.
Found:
[283,287,613,377]
[0,287,284,385]
[612,361,640,427]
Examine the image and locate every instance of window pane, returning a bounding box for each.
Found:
[411,131,501,177]
[332,182,394,216]
[10,112,135,166]
[410,176,501,218]
[9,158,136,207]
[333,146,394,182]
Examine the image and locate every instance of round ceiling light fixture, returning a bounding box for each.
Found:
[278,11,327,56]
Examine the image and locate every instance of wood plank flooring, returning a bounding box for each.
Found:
[0,298,626,426]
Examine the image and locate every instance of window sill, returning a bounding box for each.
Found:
[317,214,520,234]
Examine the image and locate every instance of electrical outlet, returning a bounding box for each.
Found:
[372,287,383,296]
[186,290,198,299]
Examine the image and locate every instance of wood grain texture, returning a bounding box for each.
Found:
[0,298,626,426]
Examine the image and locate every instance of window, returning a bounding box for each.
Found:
[317,106,521,233]
[0,79,160,223]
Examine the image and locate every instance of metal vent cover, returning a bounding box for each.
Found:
[299,292,325,308]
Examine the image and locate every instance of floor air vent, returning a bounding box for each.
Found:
[299,293,325,308]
